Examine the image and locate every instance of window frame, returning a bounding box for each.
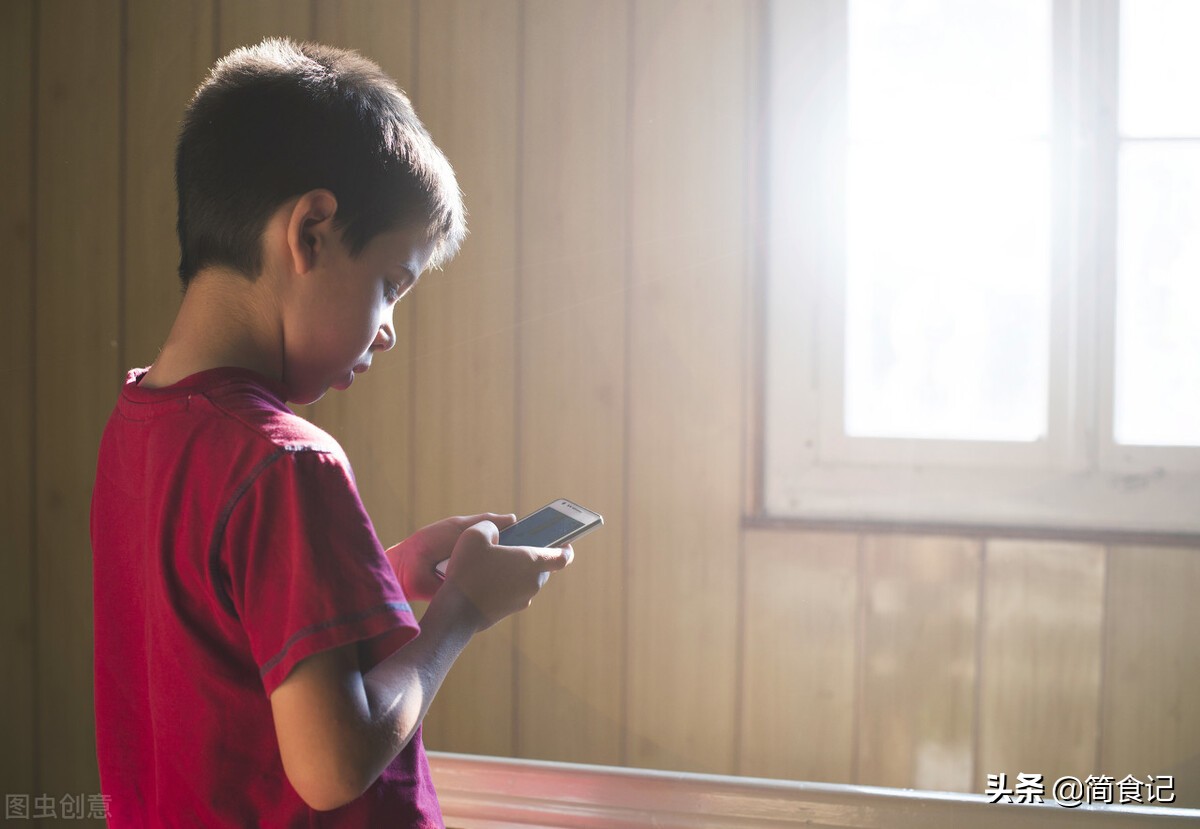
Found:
[762,0,1200,538]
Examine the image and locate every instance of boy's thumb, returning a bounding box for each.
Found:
[467,519,499,542]
[544,545,574,570]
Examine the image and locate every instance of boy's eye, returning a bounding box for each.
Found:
[385,281,403,303]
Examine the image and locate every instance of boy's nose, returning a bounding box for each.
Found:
[373,322,396,352]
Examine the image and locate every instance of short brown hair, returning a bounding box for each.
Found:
[175,37,466,287]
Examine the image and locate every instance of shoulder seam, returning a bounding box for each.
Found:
[208,446,339,618]
[207,390,337,453]
[206,448,286,618]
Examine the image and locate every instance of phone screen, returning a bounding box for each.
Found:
[499,506,588,547]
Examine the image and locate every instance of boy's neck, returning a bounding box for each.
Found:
[142,268,284,390]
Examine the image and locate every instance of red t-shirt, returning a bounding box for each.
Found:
[91,366,444,826]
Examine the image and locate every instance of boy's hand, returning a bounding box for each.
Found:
[386,512,517,602]
[439,520,574,631]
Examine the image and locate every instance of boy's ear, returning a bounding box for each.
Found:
[285,189,339,275]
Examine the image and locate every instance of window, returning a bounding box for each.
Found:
[763,0,1200,536]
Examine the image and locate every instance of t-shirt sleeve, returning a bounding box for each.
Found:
[219,447,419,696]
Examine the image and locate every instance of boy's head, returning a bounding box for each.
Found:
[175,37,465,289]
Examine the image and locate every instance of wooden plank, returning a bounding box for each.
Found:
[740,530,859,782]
[626,0,751,775]
[310,1,419,552]
[218,0,313,52]
[0,0,35,798]
[36,0,121,797]
[314,0,415,69]
[124,0,215,369]
[859,535,981,791]
[1103,545,1200,809]
[741,0,768,521]
[412,0,521,757]
[512,0,630,766]
[978,540,1105,789]
[428,751,1200,829]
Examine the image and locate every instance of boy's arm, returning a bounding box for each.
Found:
[268,520,572,812]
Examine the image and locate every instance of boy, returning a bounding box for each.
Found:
[90,37,572,825]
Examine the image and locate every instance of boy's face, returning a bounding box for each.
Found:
[283,221,436,404]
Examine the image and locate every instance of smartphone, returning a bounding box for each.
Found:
[434,499,604,579]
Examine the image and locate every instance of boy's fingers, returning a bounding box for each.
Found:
[459,512,516,530]
[465,519,499,542]
[535,544,574,572]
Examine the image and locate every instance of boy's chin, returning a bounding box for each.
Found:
[288,384,330,406]
[330,369,356,392]
[286,370,355,404]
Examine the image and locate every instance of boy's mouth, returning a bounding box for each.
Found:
[333,364,368,391]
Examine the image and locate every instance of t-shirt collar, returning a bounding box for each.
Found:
[122,365,291,407]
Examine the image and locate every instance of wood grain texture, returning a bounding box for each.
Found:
[314,0,415,61]
[978,540,1105,789]
[740,530,859,782]
[412,0,521,757]
[310,1,419,550]
[0,0,35,797]
[1102,545,1200,808]
[35,0,121,796]
[16,0,1200,802]
[626,0,751,775]
[124,0,215,370]
[217,0,313,52]
[859,535,981,791]
[428,751,1200,829]
[740,0,767,522]
[512,0,630,766]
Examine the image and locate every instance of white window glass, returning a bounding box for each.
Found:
[848,0,1049,140]
[1114,144,1200,447]
[1114,1,1200,447]
[1119,0,1200,138]
[845,0,1052,441]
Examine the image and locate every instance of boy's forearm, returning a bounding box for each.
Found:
[354,583,482,780]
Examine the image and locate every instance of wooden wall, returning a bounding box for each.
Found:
[3,0,1198,819]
